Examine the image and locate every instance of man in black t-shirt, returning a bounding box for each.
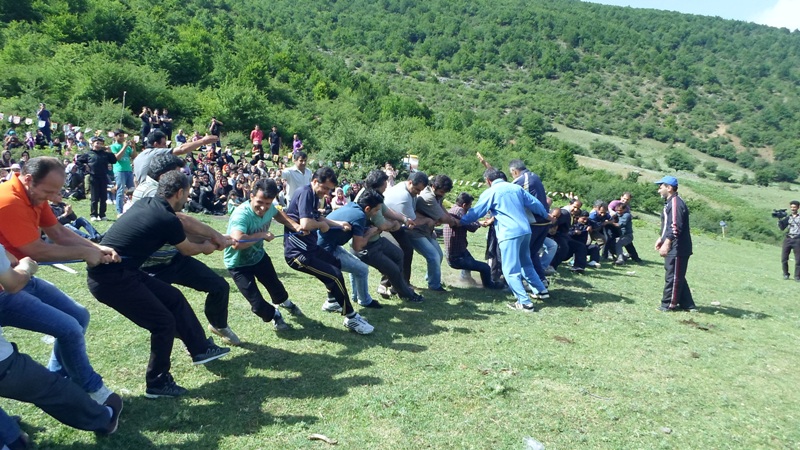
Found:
[86,171,231,398]
[284,167,375,334]
[268,126,281,156]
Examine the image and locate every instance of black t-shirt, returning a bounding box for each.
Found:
[284,184,320,258]
[214,183,232,199]
[210,121,221,136]
[86,149,117,177]
[89,197,185,274]
[268,132,280,149]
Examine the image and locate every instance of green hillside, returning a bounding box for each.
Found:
[1,0,798,242]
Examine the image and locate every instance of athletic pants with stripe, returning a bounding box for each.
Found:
[661,253,695,310]
[286,250,354,315]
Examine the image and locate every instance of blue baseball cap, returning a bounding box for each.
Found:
[654,175,678,187]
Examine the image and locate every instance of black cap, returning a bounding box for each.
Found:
[90,136,105,143]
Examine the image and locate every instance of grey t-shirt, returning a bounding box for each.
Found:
[133,148,172,185]
[410,186,445,237]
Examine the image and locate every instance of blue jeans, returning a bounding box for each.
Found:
[65,218,101,241]
[114,171,134,214]
[499,234,546,305]
[409,234,443,289]
[332,246,374,306]
[0,278,102,393]
[540,237,558,268]
[448,250,493,287]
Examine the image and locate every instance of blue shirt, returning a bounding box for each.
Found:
[460,179,548,243]
[283,184,320,258]
[224,201,279,268]
[317,202,367,252]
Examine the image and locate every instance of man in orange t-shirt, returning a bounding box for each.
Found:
[0,156,119,405]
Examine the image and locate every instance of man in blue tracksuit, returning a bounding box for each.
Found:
[461,168,553,312]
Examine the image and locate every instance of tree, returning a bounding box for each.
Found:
[665,150,697,172]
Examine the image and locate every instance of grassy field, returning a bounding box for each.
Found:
[3,200,799,449]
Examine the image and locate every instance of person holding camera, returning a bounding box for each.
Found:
[778,200,800,281]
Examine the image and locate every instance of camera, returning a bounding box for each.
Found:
[772,209,788,219]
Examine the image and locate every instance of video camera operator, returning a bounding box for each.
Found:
[777,200,800,281]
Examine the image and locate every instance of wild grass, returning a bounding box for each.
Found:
[3,201,799,449]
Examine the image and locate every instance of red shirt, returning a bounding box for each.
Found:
[0,174,58,259]
[250,129,264,145]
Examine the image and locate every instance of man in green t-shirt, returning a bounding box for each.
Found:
[224,179,306,331]
[110,129,137,214]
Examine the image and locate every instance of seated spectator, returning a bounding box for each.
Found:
[49,196,102,242]
[64,163,86,200]
[18,151,29,168]
[0,150,14,168]
[24,132,34,150]
[3,131,22,150]
[331,187,348,210]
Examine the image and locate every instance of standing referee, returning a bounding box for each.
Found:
[654,176,696,312]
[778,200,800,281]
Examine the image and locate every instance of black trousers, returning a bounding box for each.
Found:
[550,234,571,269]
[448,250,493,287]
[228,253,288,322]
[662,253,695,310]
[382,229,413,287]
[485,224,503,283]
[601,226,619,259]
[781,236,800,279]
[88,268,210,387]
[286,250,354,315]
[89,176,108,218]
[528,224,549,280]
[0,346,110,433]
[359,238,414,299]
[144,254,231,329]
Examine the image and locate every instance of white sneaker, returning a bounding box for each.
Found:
[344,313,374,334]
[587,261,600,268]
[208,324,241,346]
[321,299,343,313]
[88,384,113,404]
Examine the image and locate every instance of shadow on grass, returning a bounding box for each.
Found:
[694,305,770,319]
[39,343,374,449]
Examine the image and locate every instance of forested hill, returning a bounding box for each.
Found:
[0,0,797,242]
[258,0,800,182]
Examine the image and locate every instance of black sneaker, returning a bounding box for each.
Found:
[145,378,188,399]
[272,311,292,331]
[402,293,425,303]
[95,392,123,436]
[362,299,383,309]
[428,286,447,292]
[784,274,790,280]
[192,341,230,365]
[279,300,304,317]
